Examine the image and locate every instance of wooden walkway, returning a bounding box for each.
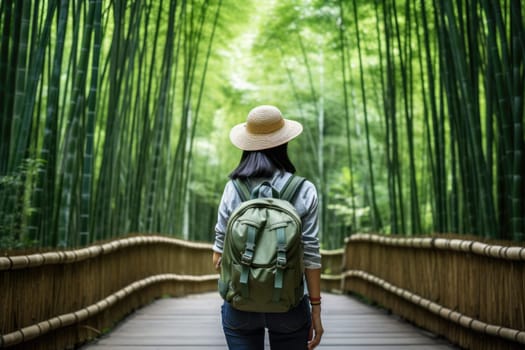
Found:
[81,292,457,349]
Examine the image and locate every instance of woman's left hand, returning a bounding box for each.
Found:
[308,305,324,349]
[213,252,222,271]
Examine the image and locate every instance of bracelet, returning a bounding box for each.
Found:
[310,301,321,306]
[308,296,322,302]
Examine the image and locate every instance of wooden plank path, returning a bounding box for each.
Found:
[81,292,457,349]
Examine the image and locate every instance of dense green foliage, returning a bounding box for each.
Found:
[0,0,523,250]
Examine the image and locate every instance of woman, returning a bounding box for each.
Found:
[212,105,324,350]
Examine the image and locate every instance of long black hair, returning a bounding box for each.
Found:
[229,143,296,179]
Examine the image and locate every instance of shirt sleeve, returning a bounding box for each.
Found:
[213,181,239,254]
[295,180,322,269]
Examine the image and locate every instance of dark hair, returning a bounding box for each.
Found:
[229,143,296,179]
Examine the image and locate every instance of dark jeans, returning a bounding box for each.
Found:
[221,296,311,350]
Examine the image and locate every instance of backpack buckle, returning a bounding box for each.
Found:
[241,252,253,266]
[241,243,255,266]
[276,256,287,269]
[276,243,287,269]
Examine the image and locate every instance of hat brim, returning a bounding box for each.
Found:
[229,119,303,151]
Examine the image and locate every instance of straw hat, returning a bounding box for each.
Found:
[229,105,303,151]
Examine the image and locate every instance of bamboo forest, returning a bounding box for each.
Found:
[0,0,524,251]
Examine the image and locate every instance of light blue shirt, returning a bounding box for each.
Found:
[213,171,322,269]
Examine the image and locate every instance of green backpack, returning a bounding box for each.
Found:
[218,175,306,313]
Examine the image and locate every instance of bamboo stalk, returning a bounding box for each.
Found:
[337,0,357,233]
[353,0,383,232]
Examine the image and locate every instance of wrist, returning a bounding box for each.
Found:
[308,295,321,306]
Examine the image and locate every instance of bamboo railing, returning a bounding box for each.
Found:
[9,232,522,350]
[0,235,219,350]
[0,235,344,350]
[320,248,344,292]
[343,233,525,350]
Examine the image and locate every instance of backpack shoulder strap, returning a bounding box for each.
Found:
[232,179,251,202]
[279,175,306,202]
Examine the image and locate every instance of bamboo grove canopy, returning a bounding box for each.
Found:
[0,0,523,250]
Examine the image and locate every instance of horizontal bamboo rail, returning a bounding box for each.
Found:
[0,235,214,270]
[343,233,525,350]
[348,233,525,260]
[320,248,344,292]
[0,235,219,350]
